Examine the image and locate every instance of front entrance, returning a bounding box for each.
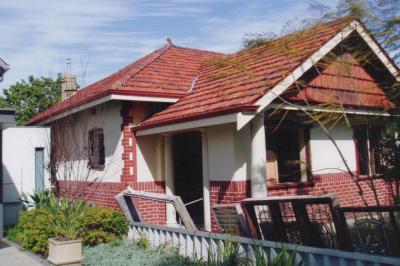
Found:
[172,131,204,228]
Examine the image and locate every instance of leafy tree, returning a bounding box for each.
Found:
[242,0,399,65]
[375,134,400,203]
[0,75,61,124]
[309,0,399,65]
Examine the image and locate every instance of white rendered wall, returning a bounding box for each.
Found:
[55,101,123,183]
[309,123,357,174]
[136,123,249,183]
[233,123,251,181]
[206,121,357,182]
[207,123,249,181]
[137,134,163,182]
[2,126,50,226]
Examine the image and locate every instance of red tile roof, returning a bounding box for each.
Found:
[137,19,353,129]
[27,44,219,124]
[28,18,398,128]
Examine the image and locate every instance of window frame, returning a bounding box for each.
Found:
[353,125,384,177]
[265,122,311,184]
[88,127,105,171]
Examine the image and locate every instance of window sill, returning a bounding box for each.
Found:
[88,164,105,171]
[357,174,384,181]
[267,181,314,190]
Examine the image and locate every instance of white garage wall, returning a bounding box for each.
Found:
[54,101,123,183]
[309,123,357,174]
[2,127,51,201]
[2,126,50,226]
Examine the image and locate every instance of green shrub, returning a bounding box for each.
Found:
[7,208,56,255]
[7,204,129,255]
[136,232,151,250]
[80,206,129,246]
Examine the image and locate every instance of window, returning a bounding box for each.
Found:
[354,127,369,175]
[266,125,309,183]
[35,148,45,192]
[88,128,105,170]
[353,126,384,176]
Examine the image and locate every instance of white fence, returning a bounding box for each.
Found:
[129,222,400,266]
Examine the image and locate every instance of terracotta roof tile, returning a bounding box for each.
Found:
[28,18,397,128]
[138,19,351,129]
[27,44,219,124]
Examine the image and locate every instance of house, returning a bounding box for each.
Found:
[0,57,9,82]
[0,108,16,238]
[27,18,399,232]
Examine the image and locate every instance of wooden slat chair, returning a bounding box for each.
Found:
[212,204,251,237]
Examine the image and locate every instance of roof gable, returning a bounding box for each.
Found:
[284,50,396,108]
[138,19,355,130]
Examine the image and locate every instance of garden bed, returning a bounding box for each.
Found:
[83,240,192,266]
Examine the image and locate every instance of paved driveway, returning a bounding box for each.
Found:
[0,240,49,266]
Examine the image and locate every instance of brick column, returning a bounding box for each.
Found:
[120,104,136,187]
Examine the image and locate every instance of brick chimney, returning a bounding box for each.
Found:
[61,74,77,100]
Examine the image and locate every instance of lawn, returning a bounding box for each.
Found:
[83,240,193,266]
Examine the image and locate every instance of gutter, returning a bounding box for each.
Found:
[134,104,258,132]
[26,90,186,125]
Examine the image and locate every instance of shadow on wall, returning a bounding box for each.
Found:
[2,163,23,232]
[51,104,124,184]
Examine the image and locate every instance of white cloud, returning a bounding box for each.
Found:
[0,0,340,91]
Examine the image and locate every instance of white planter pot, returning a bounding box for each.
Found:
[47,238,82,265]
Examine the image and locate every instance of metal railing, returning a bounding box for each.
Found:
[129,221,400,265]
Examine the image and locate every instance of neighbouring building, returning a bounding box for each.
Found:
[0,57,9,82]
[27,18,400,232]
[0,57,51,235]
[2,126,50,230]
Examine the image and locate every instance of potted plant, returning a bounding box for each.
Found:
[46,196,88,265]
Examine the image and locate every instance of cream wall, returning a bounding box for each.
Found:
[137,134,163,182]
[135,120,358,184]
[233,124,251,181]
[207,124,235,181]
[136,123,249,183]
[55,101,123,183]
[207,123,250,181]
[309,123,357,174]
[206,121,357,181]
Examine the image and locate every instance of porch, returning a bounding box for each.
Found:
[135,108,393,231]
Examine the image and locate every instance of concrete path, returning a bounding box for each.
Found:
[0,240,49,266]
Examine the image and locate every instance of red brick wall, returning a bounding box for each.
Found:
[59,180,166,224]
[267,173,393,206]
[208,173,393,232]
[210,180,250,232]
[135,181,166,225]
[58,180,125,208]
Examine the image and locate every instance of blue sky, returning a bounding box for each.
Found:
[0,0,339,90]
